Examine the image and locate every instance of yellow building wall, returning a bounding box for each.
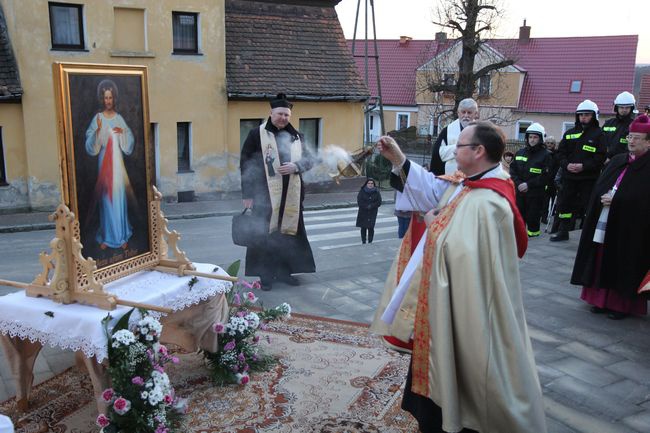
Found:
[0,0,227,208]
[0,103,29,210]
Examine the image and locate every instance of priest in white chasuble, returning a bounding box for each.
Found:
[372,122,547,433]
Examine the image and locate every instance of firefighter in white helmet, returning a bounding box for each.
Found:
[510,123,553,237]
[550,100,606,241]
[602,91,636,160]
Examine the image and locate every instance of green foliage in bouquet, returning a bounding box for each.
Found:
[203,260,292,385]
[96,309,185,433]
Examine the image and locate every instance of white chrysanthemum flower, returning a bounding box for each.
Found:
[112,330,136,348]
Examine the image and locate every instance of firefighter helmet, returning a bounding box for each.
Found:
[525,122,545,144]
[576,99,599,120]
[614,91,635,107]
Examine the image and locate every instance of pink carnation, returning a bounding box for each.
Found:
[113,397,131,415]
[213,322,225,333]
[101,388,114,403]
[131,376,145,386]
[96,414,110,428]
[163,394,174,405]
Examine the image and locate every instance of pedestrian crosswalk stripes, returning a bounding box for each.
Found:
[303,207,399,249]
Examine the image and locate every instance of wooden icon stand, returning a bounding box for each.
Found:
[0,186,236,313]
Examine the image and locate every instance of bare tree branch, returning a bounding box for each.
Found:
[473,59,515,81]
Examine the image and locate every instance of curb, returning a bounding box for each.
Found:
[0,200,395,234]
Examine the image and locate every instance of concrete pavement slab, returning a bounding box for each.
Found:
[548,356,622,387]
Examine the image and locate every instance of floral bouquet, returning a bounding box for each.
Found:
[97,309,186,433]
[203,260,292,385]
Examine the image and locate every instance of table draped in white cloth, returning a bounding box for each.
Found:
[0,262,232,363]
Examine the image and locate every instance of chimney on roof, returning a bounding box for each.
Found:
[519,19,531,42]
[399,36,412,45]
[435,32,447,43]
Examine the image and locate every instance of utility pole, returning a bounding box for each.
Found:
[350,0,385,145]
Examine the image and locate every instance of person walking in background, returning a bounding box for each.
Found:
[510,123,552,238]
[394,208,412,239]
[240,93,316,291]
[551,100,606,242]
[356,178,382,244]
[571,114,650,320]
[602,91,636,161]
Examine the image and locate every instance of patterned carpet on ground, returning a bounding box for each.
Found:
[0,314,418,432]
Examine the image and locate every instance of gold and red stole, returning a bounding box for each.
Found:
[410,187,470,398]
[259,122,302,235]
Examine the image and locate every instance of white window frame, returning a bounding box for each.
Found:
[516,120,532,141]
[396,112,411,130]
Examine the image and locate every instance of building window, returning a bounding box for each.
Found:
[113,8,145,52]
[300,118,321,150]
[240,119,263,149]
[172,12,199,54]
[369,115,374,130]
[570,80,582,93]
[478,75,491,97]
[49,2,84,50]
[516,120,532,141]
[0,128,6,185]
[177,122,191,172]
[562,122,574,134]
[397,113,410,130]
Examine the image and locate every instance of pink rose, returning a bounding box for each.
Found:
[101,388,114,402]
[131,376,145,386]
[251,281,261,290]
[96,413,110,428]
[163,394,173,405]
[113,397,131,415]
[246,291,258,302]
[213,322,225,334]
[237,372,250,385]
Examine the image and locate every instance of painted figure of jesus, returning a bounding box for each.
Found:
[85,79,135,250]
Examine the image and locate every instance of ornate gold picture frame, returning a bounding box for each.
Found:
[52,62,157,283]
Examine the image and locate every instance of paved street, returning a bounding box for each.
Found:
[1,202,649,432]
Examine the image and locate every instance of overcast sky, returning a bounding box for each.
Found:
[335,0,650,64]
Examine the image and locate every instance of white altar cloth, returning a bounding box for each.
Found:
[0,263,232,362]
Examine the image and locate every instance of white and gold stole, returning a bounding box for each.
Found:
[259,122,302,235]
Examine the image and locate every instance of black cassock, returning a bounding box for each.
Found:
[571,151,650,297]
[240,120,315,281]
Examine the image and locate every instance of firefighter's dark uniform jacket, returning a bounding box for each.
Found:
[510,144,552,195]
[602,114,633,159]
[557,121,606,180]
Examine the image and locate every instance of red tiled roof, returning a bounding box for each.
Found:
[490,35,638,114]
[347,39,446,106]
[639,74,650,109]
[226,0,368,100]
[350,35,638,114]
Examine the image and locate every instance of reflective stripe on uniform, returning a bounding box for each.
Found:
[559,213,572,219]
[582,145,596,152]
[603,126,617,132]
[516,156,528,161]
[527,230,541,237]
[566,133,583,139]
[529,167,542,174]
[620,138,628,144]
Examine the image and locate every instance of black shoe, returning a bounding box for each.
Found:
[277,274,300,286]
[607,311,627,320]
[590,306,608,314]
[550,231,569,242]
[260,281,273,291]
